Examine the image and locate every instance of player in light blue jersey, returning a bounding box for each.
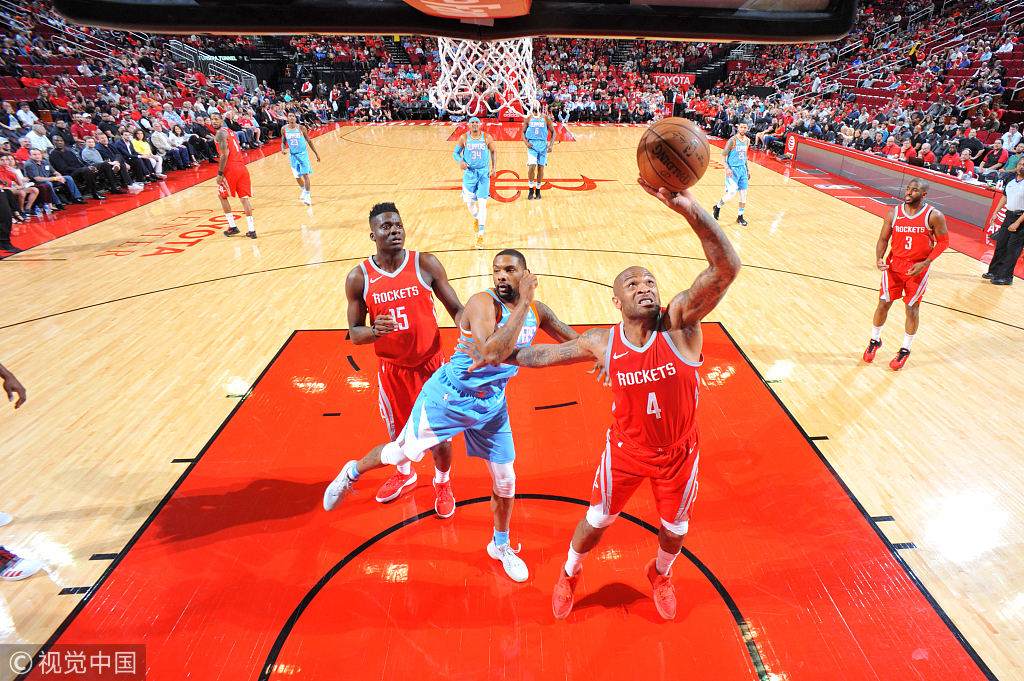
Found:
[324,249,581,583]
[453,117,497,250]
[713,120,750,226]
[521,100,555,200]
[280,111,321,205]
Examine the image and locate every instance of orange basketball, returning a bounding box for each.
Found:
[636,117,711,192]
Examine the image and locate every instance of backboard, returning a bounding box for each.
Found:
[52,0,857,43]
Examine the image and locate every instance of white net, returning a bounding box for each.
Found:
[429,37,538,117]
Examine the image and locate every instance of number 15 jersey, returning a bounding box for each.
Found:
[360,250,441,367]
[605,319,702,451]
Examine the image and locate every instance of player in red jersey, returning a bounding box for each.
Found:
[211,111,256,239]
[459,178,740,619]
[863,178,949,370]
[346,202,465,513]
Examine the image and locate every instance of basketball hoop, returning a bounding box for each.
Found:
[429,37,538,118]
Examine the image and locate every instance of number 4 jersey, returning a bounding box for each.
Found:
[361,250,442,367]
[605,319,702,451]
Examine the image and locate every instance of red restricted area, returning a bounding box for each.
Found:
[33,325,991,681]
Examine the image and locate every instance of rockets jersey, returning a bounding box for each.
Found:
[222,128,245,169]
[524,115,549,148]
[360,250,441,367]
[605,319,702,451]
[283,124,307,156]
[463,132,490,169]
[889,203,935,264]
[446,290,538,394]
[726,136,748,169]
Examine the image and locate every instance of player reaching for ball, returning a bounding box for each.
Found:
[281,111,320,205]
[457,177,741,620]
[713,121,750,226]
[211,111,256,238]
[454,117,498,250]
[862,178,948,371]
[344,202,465,508]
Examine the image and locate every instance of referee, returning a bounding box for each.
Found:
[985,161,1024,285]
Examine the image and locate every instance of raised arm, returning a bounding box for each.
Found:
[637,178,741,330]
[461,327,608,369]
[465,274,537,366]
[419,252,465,329]
[875,209,895,270]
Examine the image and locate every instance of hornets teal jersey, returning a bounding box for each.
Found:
[463,132,490,169]
[446,289,539,393]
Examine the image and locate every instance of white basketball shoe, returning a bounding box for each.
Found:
[323,460,358,511]
[487,540,528,583]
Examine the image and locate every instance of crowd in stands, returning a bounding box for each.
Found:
[3,0,1023,253]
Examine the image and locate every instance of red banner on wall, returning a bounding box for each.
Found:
[727,60,750,72]
[403,0,531,18]
[649,73,696,89]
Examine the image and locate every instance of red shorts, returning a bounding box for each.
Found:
[377,351,446,440]
[880,257,930,305]
[218,165,252,199]
[589,424,700,526]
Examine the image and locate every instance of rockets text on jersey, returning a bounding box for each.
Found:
[605,321,702,451]
[360,250,442,367]
[889,203,935,263]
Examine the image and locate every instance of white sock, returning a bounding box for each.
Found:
[246,216,254,232]
[434,467,449,483]
[871,325,883,342]
[476,200,487,231]
[564,546,588,576]
[656,547,679,575]
[396,461,411,475]
[529,180,535,188]
[225,213,236,228]
[903,333,915,350]
[716,200,724,208]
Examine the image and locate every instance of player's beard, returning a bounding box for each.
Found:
[495,282,518,303]
[627,300,660,322]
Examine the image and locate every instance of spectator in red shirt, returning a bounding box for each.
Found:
[919,143,936,164]
[882,138,902,159]
[957,149,976,177]
[898,139,917,161]
[69,113,97,144]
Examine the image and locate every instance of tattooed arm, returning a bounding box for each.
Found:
[460,327,608,369]
[465,273,538,366]
[534,300,578,343]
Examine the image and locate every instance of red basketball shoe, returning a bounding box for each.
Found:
[375,470,417,503]
[434,479,456,518]
[862,339,882,363]
[552,568,581,619]
[889,348,911,371]
[645,559,677,620]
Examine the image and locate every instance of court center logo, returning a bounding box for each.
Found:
[421,169,615,203]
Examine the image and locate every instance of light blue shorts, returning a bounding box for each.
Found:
[290,153,312,178]
[725,166,748,191]
[392,366,516,464]
[527,144,548,166]
[462,167,490,201]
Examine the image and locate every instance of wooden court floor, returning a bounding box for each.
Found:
[0,123,1021,680]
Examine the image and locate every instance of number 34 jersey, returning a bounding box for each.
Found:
[605,320,702,451]
[360,250,441,367]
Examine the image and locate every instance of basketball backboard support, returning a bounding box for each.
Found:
[52,0,857,43]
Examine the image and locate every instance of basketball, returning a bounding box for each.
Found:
[636,118,711,192]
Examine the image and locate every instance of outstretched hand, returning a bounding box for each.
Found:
[456,338,489,371]
[637,177,700,217]
[587,361,611,386]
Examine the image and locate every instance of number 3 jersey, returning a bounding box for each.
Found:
[360,250,442,367]
[605,319,702,451]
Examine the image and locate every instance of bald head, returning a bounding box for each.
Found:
[613,266,655,296]
[612,266,661,321]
